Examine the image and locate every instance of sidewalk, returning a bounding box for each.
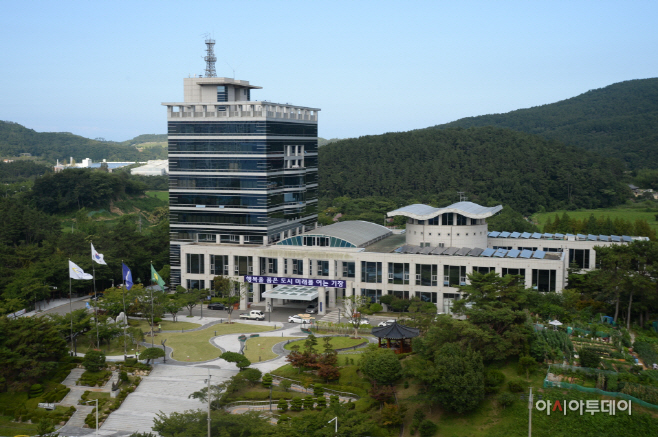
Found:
[24,295,88,317]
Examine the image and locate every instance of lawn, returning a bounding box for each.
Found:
[71,334,138,356]
[163,323,274,362]
[146,190,169,201]
[0,415,37,436]
[244,337,296,362]
[283,336,368,351]
[532,205,658,234]
[128,319,201,332]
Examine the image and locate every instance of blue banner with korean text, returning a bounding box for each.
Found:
[244,275,347,288]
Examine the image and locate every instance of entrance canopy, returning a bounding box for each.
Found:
[262,285,318,301]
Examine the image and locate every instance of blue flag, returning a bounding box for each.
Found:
[122,263,133,290]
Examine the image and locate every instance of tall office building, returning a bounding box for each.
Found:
[163,76,320,286]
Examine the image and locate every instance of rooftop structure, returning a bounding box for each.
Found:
[277,220,392,248]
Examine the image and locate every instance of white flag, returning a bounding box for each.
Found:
[69,260,93,280]
[91,243,107,265]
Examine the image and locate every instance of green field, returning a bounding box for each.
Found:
[146,190,168,201]
[244,337,297,362]
[283,336,367,351]
[163,323,274,362]
[532,205,658,234]
[128,319,201,332]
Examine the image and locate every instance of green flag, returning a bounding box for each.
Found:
[151,264,166,291]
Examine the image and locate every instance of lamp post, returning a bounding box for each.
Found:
[161,339,167,363]
[267,302,271,323]
[86,399,98,437]
[328,416,338,434]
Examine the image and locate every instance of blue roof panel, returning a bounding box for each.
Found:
[510,232,521,238]
[587,234,597,241]
[521,232,531,239]
[622,236,632,242]
[599,235,609,242]
[500,231,511,238]
[489,231,500,238]
[532,250,546,259]
[611,235,621,242]
[481,248,495,257]
[494,248,507,258]
[519,249,532,259]
[531,232,542,239]
[506,249,521,258]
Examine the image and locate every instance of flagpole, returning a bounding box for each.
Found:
[92,255,99,350]
[69,258,74,356]
[150,261,154,348]
[122,260,127,359]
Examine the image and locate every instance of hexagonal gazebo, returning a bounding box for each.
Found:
[371,321,420,354]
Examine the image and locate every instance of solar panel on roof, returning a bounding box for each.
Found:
[543,233,553,238]
[456,247,471,256]
[577,234,586,240]
[531,232,542,239]
[510,232,521,238]
[489,231,500,238]
[499,231,510,238]
[468,247,484,257]
[554,233,564,238]
[443,247,460,256]
[506,249,520,258]
[599,235,609,242]
[521,232,531,238]
[519,249,532,259]
[587,234,597,241]
[611,235,621,242]
[431,247,447,255]
[494,248,507,257]
[480,248,495,257]
[420,246,433,254]
[622,236,632,242]
[533,250,546,259]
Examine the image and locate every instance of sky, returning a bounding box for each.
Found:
[1,0,657,142]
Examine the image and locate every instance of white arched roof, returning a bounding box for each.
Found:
[387,201,502,220]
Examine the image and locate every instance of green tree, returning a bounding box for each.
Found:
[262,373,273,388]
[360,345,402,384]
[83,350,106,372]
[139,347,165,364]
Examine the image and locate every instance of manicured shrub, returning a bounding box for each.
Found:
[262,373,273,388]
[313,384,324,397]
[83,350,106,372]
[329,395,339,408]
[290,397,302,411]
[277,398,288,412]
[369,303,383,313]
[242,368,262,385]
[316,396,326,409]
[303,395,314,410]
[29,384,44,398]
[120,371,129,382]
[508,380,524,393]
[498,392,516,408]
[419,419,438,437]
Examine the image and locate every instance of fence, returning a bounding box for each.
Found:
[544,363,658,410]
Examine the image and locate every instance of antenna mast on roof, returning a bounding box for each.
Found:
[458,191,468,202]
[203,36,217,77]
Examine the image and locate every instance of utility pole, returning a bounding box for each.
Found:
[205,370,212,437]
[69,258,74,356]
[122,260,127,359]
[528,386,533,437]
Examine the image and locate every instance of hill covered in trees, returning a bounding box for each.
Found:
[318,126,628,216]
[0,121,167,163]
[434,78,658,170]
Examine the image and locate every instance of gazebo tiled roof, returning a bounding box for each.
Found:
[371,321,420,340]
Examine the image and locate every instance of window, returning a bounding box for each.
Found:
[198,234,215,242]
[473,266,494,274]
[441,213,454,226]
[428,216,439,225]
[416,291,437,303]
[284,259,288,275]
[361,261,382,283]
[361,289,382,303]
[444,265,466,287]
[317,260,329,277]
[186,279,205,290]
[309,259,313,275]
[456,214,467,226]
[415,264,438,286]
[518,247,538,251]
[186,254,205,274]
[303,236,330,246]
[388,263,410,285]
[418,220,425,225]
[292,259,304,275]
[234,256,253,276]
[210,255,228,276]
[391,290,410,300]
[342,262,356,278]
[268,258,278,274]
[532,269,557,292]
[493,246,513,250]
[569,249,590,269]
[502,268,526,282]
[443,293,460,314]
[544,247,563,253]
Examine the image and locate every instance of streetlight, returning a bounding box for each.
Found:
[161,339,167,363]
[86,399,98,437]
[328,416,338,434]
[267,301,272,323]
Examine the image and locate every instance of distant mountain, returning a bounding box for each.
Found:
[0,121,167,163]
[121,134,167,146]
[318,126,628,215]
[318,137,342,147]
[434,78,658,170]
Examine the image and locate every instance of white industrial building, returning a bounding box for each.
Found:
[131,160,169,176]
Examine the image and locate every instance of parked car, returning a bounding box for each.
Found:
[378,319,396,327]
[288,314,313,324]
[305,303,318,314]
[239,310,265,321]
[348,317,370,326]
[207,303,226,310]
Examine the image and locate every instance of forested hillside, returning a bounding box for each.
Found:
[0,121,167,163]
[318,126,628,216]
[435,78,658,170]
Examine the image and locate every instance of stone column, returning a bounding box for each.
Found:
[253,283,261,304]
[318,287,327,315]
[265,284,273,311]
[239,281,248,310]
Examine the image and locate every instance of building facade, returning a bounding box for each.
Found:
[163,77,320,287]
